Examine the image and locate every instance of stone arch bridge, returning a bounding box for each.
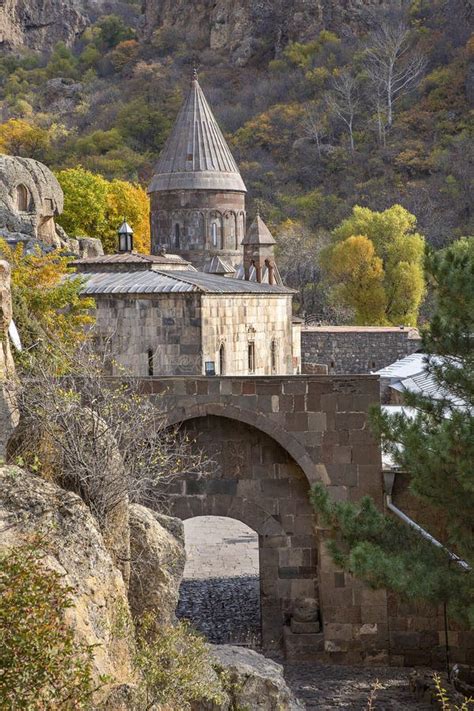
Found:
[134,375,389,663]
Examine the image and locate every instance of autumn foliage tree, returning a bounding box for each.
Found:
[56,166,150,253]
[322,205,425,325]
[0,118,52,160]
[0,240,94,364]
[321,235,386,324]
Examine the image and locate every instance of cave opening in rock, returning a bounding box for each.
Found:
[176,516,261,648]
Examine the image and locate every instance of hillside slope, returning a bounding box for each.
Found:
[0,0,472,317]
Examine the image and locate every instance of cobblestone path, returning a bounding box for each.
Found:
[283,662,433,710]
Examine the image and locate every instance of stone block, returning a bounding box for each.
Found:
[283,380,307,395]
[308,412,327,432]
[283,626,324,660]
[335,412,366,430]
[285,412,309,432]
[290,619,321,634]
[351,445,381,465]
[324,623,354,642]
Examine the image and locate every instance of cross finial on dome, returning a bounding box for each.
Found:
[192,66,198,82]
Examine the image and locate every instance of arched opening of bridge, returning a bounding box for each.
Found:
[176,516,261,648]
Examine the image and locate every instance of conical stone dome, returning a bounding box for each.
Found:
[148,74,246,193]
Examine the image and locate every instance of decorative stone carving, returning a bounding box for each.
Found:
[292,597,320,622]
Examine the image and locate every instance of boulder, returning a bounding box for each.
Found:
[78,236,104,258]
[208,645,304,711]
[0,465,135,694]
[44,77,83,114]
[0,260,18,460]
[128,504,185,626]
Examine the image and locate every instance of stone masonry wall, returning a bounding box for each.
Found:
[104,373,471,666]
[137,374,390,663]
[150,189,246,269]
[201,294,294,376]
[301,328,421,374]
[94,293,202,376]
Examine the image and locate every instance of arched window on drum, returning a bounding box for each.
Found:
[174,223,181,249]
[211,222,218,247]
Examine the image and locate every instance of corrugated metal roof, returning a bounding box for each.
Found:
[71,252,189,266]
[76,269,294,295]
[148,76,246,194]
[203,256,236,274]
[374,352,426,379]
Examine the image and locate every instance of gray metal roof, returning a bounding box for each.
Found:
[148,76,246,194]
[76,269,294,295]
[203,255,236,274]
[71,252,190,266]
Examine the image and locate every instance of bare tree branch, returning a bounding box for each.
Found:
[365,22,427,130]
[326,70,359,154]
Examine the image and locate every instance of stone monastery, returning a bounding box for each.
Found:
[73,72,302,378]
[1,72,471,670]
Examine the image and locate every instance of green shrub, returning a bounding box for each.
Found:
[0,539,98,709]
[134,616,226,710]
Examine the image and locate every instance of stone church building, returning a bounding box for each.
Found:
[74,73,302,377]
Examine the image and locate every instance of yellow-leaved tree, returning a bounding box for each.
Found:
[321,235,387,325]
[106,178,150,253]
[322,205,425,325]
[0,118,52,160]
[56,167,150,254]
[0,240,95,367]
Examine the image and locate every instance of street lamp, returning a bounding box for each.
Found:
[117,220,134,253]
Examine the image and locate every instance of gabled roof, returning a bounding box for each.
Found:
[202,255,236,275]
[242,214,276,246]
[70,252,191,267]
[374,352,426,380]
[148,74,246,194]
[75,269,295,295]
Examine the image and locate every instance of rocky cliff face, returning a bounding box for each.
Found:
[0,0,398,58]
[141,0,399,66]
[0,0,134,51]
[0,466,135,699]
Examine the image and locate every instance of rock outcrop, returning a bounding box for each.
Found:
[0,155,64,250]
[208,645,304,710]
[128,504,186,627]
[0,155,105,256]
[0,465,135,695]
[141,0,397,66]
[0,260,17,461]
[0,0,134,51]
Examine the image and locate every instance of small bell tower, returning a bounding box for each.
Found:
[242,212,277,284]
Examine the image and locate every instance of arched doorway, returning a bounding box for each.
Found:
[177,516,261,647]
[163,414,319,651]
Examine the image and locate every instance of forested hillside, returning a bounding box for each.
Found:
[0,0,472,318]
